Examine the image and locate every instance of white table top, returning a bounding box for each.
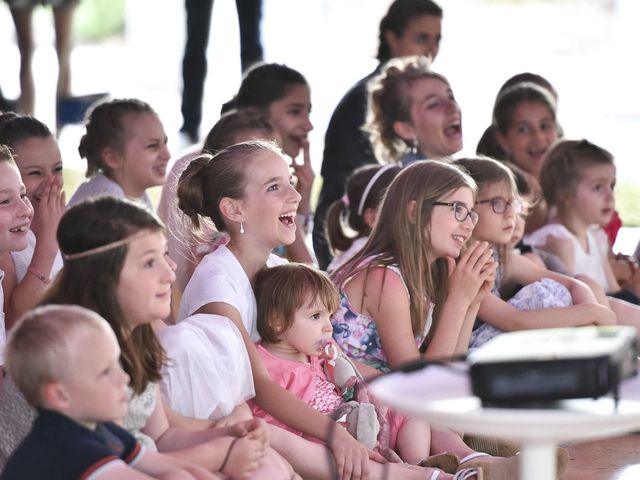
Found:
[370,363,640,444]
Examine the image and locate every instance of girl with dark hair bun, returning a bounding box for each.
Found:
[157,108,278,297]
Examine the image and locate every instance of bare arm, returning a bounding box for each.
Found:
[286,140,316,265]
[164,404,216,432]
[197,302,382,480]
[477,292,616,331]
[454,260,496,354]
[140,385,265,476]
[540,234,577,275]
[361,266,423,368]
[4,177,65,326]
[506,252,599,304]
[106,449,220,480]
[479,253,616,330]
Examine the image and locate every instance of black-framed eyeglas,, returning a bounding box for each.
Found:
[432,201,479,225]
[476,197,523,215]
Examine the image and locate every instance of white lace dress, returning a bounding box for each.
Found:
[123,382,158,451]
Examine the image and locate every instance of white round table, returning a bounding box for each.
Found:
[370,363,640,480]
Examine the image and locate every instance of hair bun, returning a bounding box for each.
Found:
[177,154,213,224]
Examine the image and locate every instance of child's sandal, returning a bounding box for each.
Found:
[429,468,484,480]
[455,469,484,480]
[458,448,569,479]
[418,452,460,474]
[457,452,519,480]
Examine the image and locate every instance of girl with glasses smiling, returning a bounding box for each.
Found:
[330,160,527,478]
[454,157,617,348]
[331,160,494,370]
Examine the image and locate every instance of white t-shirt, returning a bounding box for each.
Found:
[159,313,254,420]
[165,245,286,419]
[67,172,153,210]
[177,245,286,341]
[10,230,63,284]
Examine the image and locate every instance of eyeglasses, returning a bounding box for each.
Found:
[476,197,523,215]
[432,201,479,225]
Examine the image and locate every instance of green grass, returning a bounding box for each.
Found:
[616,182,640,227]
[74,0,125,42]
[62,168,84,199]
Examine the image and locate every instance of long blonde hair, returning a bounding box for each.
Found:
[333,160,476,339]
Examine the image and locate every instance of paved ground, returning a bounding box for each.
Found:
[1,0,638,252]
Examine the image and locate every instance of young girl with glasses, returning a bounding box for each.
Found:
[453,157,617,348]
[330,160,527,477]
[331,160,493,370]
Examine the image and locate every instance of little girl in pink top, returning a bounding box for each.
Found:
[250,262,508,480]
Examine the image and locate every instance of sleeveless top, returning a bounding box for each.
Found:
[123,382,157,451]
[0,377,37,470]
[331,262,432,372]
[525,224,612,291]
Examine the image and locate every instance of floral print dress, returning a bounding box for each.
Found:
[331,264,432,372]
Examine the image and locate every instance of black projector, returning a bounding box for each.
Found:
[468,326,638,406]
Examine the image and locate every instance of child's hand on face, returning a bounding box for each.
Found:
[291,140,315,213]
[446,241,495,305]
[30,175,65,245]
[221,434,267,479]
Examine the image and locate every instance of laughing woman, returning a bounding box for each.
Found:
[365,55,463,165]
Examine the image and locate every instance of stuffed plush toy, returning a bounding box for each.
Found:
[322,344,402,462]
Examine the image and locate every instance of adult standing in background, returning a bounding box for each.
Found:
[180,0,264,143]
[313,0,443,269]
[4,0,107,129]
